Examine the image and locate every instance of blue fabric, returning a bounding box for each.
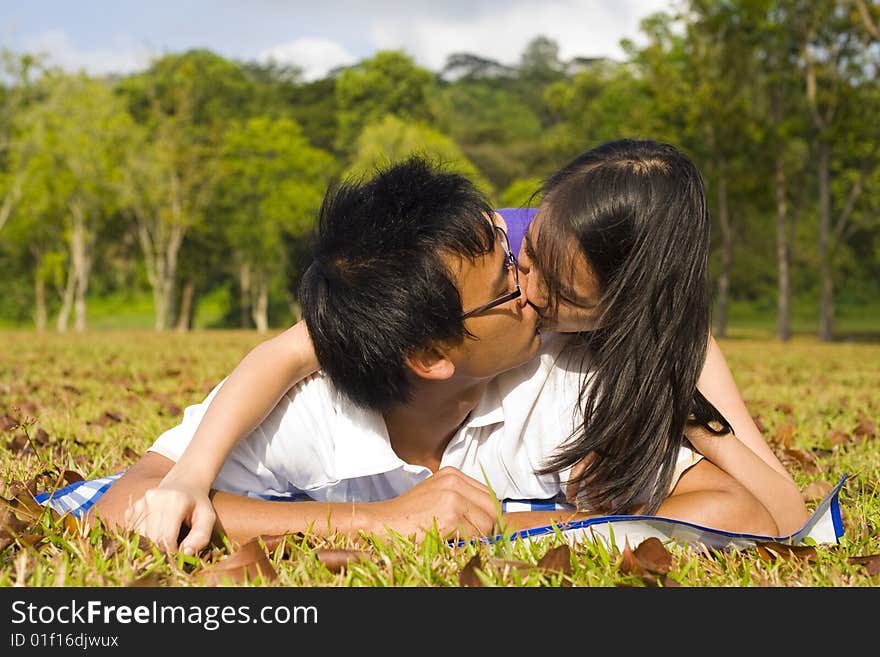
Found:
[496,207,537,261]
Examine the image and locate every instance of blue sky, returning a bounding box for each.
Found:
[1,0,673,80]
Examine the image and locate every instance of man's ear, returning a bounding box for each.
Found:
[405,345,455,381]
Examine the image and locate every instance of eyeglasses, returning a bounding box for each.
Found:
[460,225,521,320]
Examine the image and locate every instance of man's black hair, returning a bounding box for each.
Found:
[298,155,496,411]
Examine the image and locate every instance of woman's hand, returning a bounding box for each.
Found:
[123,478,217,555]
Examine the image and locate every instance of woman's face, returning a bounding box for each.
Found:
[517,213,603,333]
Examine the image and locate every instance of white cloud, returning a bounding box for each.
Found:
[259,37,357,81]
[368,0,672,70]
[22,29,154,76]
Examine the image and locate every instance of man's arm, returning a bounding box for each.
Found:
[92,454,501,549]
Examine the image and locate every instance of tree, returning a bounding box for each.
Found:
[344,115,493,200]
[215,116,335,332]
[334,51,436,151]
[117,51,256,331]
[10,71,132,332]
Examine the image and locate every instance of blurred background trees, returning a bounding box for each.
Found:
[0,0,877,339]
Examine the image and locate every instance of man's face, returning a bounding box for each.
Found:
[443,213,542,380]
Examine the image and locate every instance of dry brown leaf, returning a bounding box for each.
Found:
[755,544,776,562]
[853,417,877,439]
[660,574,680,587]
[633,537,673,574]
[459,554,483,587]
[773,424,794,448]
[537,544,572,575]
[774,403,793,414]
[848,554,880,576]
[751,414,767,433]
[315,548,371,573]
[128,573,164,587]
[0,500,29,536]
[199,538,278,586]
[618,538,645,575]
[757,541,818,563]
[486,557,530,571]
[16,533,44,547]
[802,480,833,502]
[782,449,820,474]
[827,430,850,445]
[32,428,50,446]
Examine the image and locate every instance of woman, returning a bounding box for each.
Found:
[510,139,806,529]
[117,139,809,553]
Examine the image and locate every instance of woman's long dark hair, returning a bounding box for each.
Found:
[534,139,732,515]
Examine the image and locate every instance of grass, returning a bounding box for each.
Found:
[1,329,878,587]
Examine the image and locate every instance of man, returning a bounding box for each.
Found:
[89,156,775,551]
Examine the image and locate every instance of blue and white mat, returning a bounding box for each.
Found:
[493,474,847,552]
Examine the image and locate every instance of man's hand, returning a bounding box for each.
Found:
[123,478,217,555]
[365,467,499,541]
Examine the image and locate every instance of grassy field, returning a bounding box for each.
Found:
[1,329,878,587]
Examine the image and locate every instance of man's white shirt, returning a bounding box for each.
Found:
[148,333,700,504]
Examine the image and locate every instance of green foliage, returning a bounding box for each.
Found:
[498,177,543,209]
[344,115,493,198]
[334,50,436,152]
[215,115,336,304]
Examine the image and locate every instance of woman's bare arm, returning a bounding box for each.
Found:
[126,320,319,554]
[693,335,809,535]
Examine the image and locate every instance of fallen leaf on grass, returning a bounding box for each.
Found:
[128,573,164,587]
[199,538,278,586]
[802,480,833,502]
[782,449,820,474]
[827,431,850,446]
[315,548,371,573]
[619,537,674,583]
[536,544,572,576]
[486,557,530,572]
[0,500,30,551]
[772,424,794,447]
[853,417,877,440]
[633,537,673,574]
[459,554,483,587]
[755,542,818,563]
[847,554,880,576]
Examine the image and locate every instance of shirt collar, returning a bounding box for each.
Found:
[330,378,506,480]
[462,377,505,428]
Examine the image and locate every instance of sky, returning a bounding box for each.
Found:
[1,0,675,81]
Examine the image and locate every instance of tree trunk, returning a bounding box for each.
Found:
[239,262,251,329]
[713,166,732,338]
[34,275,46,332]
[176,281,195,332]
[56,258,76,333]
[817,139,833,342]
[774,155,791,342]
[133,211,185,331]
[70,214,92,333]
[251,272,269,333]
